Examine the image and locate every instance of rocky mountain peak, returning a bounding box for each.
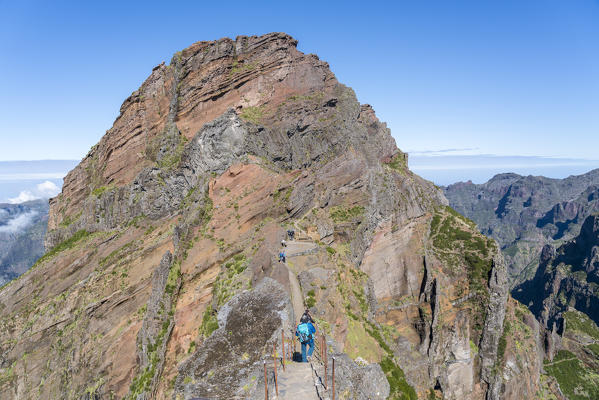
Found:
[0,33,532,400]
[579,212,599,243]
[48,32,400,240]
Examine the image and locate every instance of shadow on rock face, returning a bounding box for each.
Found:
[174,277,292,399]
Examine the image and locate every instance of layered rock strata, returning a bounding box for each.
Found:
[0,33,531,400]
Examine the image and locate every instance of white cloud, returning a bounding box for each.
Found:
[4,180,62,204]
[7,191,39,204]
[37,181,60,197]
[0,211,38,233]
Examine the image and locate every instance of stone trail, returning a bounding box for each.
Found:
[273,361,321,399]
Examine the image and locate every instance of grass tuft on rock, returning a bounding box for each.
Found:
[199,305,219,339]
[33,230,91,268]
[330,205,365,223]
[239,106,264,124]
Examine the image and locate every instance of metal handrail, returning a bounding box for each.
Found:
[271,322,336,399]
[309,327,334,394]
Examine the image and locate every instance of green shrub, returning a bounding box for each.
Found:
[199,306,219,338]
[384,153,407,172]
[92,184,115,197]
[330,205,365,223]
[380,357,417,400]
[240,106,264,124]
[33,230,91,268]
[587,343,599,357]
[157,135,187,171]
[497,321,511,365]
[430,214,441,233]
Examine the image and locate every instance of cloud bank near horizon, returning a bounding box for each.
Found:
[7,181,61,204]
[0,160,77,204]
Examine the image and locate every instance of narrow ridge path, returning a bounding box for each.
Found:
[282,225,318,322]
[286,240,319,257]
[272,226,325,399]
[287,265,305,324]
[275,361,321,399]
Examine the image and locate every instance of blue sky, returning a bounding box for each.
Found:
[1,1,598,186]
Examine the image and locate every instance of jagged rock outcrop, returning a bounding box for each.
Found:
[445,170,599,286]
[175,278,293,399]
[513,214,599,330]
[0,33,523,400]
[479,253,509,399]
[323,353,390,399]
[509,214,599,399]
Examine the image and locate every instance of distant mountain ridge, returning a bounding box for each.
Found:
[445,169,599,285]
[511,213,599,399]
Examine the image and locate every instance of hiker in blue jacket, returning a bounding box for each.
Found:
[295,315,316,362]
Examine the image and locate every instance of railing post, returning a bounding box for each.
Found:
[263,360,268,400]
[332,356,335,400]
[324,338,327,389]
[281,329,285,371]
[273,343,279,397]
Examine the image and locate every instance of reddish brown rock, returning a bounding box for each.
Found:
[0,33,527,400]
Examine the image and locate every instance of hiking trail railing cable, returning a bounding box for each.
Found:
[272,343,279,397]
[311,326,338,399]
[263,360,268,400]
[281,330,286,372]
[263,329,294,399]
[332,356,336,400]
[262,326,336,399]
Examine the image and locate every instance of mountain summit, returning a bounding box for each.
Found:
[0,33,542,399]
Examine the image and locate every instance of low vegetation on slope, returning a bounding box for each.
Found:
[536,309,599,400]
[544,350,599,400]
[430,206,496,293]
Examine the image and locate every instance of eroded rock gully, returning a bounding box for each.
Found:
[0,33,540,399]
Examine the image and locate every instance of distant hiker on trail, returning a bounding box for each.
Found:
[301,308,315,324]
[278,250,286,263]
[287,229,295,240]
[281,239,287,247]
[295,319,316,362]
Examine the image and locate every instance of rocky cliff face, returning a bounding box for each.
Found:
[0,33,531,399]
[511,214,599,400]
[444,170,599,286]
[513,214,599,330]
[0,199,48,286]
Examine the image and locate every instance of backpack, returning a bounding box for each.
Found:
[297,323,312,343]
